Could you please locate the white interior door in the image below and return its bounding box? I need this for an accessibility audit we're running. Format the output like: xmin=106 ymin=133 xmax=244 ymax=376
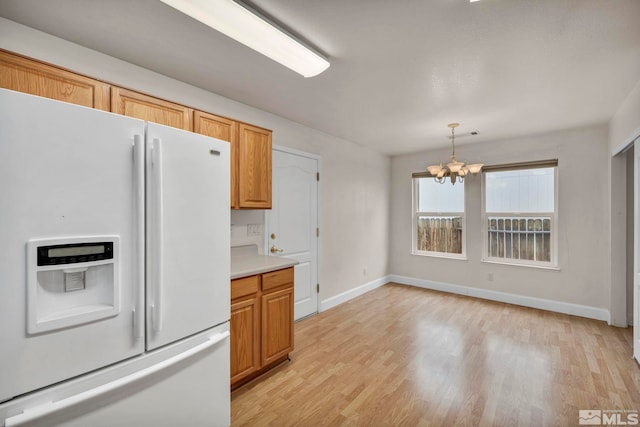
xmin=267 ymin=149 xmax=319 ymax=320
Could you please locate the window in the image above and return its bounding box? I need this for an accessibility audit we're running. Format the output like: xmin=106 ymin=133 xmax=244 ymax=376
xmin=482 ymin=162 xmax=558 ymax=267
xmin=412 ymin=177 xmax=465 ymax=258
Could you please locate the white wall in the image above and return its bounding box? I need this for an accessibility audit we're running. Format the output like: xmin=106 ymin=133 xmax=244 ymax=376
xmin=390 ymin=125 xmax=611 ymax=311
xmin=0 ymin=18 xmax=391 ymax=303
xmin=231 ymin=210 xmax=265 ymax=252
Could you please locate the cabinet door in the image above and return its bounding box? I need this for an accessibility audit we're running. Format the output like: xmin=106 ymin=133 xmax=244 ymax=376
xmin=230 ymin=296 xmax=260 ymax=384
xmin=238 ymin=123 xmax=272 ymax=209
xmin=261 ymin=286 xmax=293 ymax=366
xmin=194 ymin=111 xmax=239 ymax=208
xmin=0 ymin=50 xmax=110 ymax=110
xmin=111 ymin=87 xmax=192 ymax=131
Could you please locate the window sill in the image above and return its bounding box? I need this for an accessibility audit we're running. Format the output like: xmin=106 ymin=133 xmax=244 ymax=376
xmin=481 ymin=258 xmax=560 ymax=271
xmin=412 ymin=251 xmax=467 ymax=261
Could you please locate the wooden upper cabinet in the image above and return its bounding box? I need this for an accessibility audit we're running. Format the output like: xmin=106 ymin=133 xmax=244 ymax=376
xmin=1 ymin=49 xmax=273 ymax=210
xmin=111 ymin=87 xmax=192 ymax=131
xmin=0 ymin=50 xmax=110 ymax=110
xmin=194 ymin=111 xmax=239 ymax=208
xmin=196 ymin=114 xmax=273 ymax=210
xmin=194 ymin=111 xmax=236 ymax=142
xmin=238 ymin=123 xmax=272 ymax=209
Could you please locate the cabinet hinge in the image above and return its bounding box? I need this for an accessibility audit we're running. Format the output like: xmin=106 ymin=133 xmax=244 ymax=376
xmin=316 ymin=228 xmax=319 ymax=237
xmin=317 ymin=283 xmax=320 ymax=293
xmin=317 ymin=172 xmax=320 ymax=181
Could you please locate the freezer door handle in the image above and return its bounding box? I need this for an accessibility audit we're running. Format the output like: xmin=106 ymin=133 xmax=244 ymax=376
xmin=133 ymin=134 xmax=145 ymax=339
xmin=4 ymin=331 xmax=230 ymax=427
xmin=150 ymin=138 xmax=164 ymax=332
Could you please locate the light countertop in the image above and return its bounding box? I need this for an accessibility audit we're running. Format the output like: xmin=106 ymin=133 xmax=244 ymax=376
xmin=231 ymin=245 xmax=298 ymax=279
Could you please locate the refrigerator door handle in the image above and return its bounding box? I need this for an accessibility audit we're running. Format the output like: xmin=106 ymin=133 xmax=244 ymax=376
xmin=3 ymin=331 xmax=230 ymax=427
xmin=133 ymin=135 xmax=145 ymax=339
xmin=150 ymin=138 xmax=164 ymax=332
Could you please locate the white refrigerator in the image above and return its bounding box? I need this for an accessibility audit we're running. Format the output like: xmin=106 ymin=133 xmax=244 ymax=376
xmin=0 ymin=89 xmax=231 ymax=426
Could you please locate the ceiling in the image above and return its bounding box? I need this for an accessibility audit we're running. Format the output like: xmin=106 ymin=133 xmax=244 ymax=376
xmin=1 ymin=0 xmax=639 ymax=155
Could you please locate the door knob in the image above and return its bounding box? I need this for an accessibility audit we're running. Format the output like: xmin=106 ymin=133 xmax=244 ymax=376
xmin=270 ymin=245 xmax=284 ymax=254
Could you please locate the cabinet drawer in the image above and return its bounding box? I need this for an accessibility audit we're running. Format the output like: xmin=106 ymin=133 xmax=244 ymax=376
xmin=262 ymin=267 xmax=293 ymax=292
xmin=231 ymin=275 xmax=259 ymax=300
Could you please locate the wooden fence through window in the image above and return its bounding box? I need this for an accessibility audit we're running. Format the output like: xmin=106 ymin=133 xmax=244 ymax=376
xmin=417 ymin=216 xmax=463 ymax=254
xmin=487 ymin=216 xmax=551 ymax=262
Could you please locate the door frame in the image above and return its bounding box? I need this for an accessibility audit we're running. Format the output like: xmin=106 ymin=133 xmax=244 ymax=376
xmin=612 ymin=126 xmax=640 ymax=362
xmin=634 ymin=140 xmax=640 ymax=362
xmin=264 ymin=144 xmax=322 ymax=318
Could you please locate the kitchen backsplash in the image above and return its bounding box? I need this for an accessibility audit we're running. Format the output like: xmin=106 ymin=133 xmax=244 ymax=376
xmin=231 ymin=210 xmax=265 ymax=254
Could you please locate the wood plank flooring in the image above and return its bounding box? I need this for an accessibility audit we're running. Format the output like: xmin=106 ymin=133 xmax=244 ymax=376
xmin=231 ymin=283 xmax=640 ymax=426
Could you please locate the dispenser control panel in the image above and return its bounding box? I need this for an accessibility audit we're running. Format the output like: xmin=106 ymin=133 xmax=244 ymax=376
xmin=27 ymin=236 xmax=120 ymax=334
xmin=37 ymin=242 xmax=114 ymax=266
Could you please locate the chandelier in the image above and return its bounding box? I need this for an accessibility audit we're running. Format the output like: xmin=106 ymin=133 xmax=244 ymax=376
xmin=426 ymin=123 xmax=483 ymax=184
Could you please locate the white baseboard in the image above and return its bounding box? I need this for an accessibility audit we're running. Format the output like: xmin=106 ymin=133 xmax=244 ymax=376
xmin=320 ymin=275 xmax=390 ymax=312
xmin=389 ymin=274 xmax=611 ymax=323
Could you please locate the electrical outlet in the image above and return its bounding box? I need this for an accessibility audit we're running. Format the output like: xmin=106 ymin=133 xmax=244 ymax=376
xmin=487 ymin=272 xmax=494 ymax=282
xmin=247 ymin=224 xmax=261 ymax=236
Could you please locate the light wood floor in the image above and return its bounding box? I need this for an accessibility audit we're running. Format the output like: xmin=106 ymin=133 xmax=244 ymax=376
xmin=231 ymin=283 xmax=640 ymax=426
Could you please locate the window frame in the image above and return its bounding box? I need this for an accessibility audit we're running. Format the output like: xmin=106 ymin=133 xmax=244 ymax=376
xmin=412 ymin=177 xmax=467 ymax=260
xmin=481 ymin=165 xmax=559 ymax=269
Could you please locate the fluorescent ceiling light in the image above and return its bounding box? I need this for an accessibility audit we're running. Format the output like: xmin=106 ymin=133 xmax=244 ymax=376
xmin=160 ymin=0 xmax=330 ymax=78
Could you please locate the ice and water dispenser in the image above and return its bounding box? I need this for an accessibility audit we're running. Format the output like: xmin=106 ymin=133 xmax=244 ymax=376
xmin=27 ymin=236 xmax=120 ymax=334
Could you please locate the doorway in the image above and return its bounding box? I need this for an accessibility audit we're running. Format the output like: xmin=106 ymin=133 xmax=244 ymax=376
xmin=266 ymin=146 xmax=320 ymax=321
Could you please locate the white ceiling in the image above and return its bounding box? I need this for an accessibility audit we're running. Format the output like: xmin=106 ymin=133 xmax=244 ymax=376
xmin=1 ymin=0 xmax=639 ymax=155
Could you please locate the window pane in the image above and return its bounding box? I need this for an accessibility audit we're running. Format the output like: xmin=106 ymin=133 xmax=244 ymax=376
xmin=512 ymin=233 xmax=519 ymax=259
xmin=485 ymin=168 xmax=554 ymax=213
xmin=520 ymin=230 xmax=528 ymax=260
xmin=417 ymin=215 xmax=463 ymax=254
xmin=417 ymin=178 xmax=464 ymax=212
xmin=542 ymin=233 xmax=551 ymax=262
xmin=486 ymin=215 xmax=552 ymax=263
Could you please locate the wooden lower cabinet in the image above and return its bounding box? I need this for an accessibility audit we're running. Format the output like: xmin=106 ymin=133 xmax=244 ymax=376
xmin=230 ymin=267 xmax=294 ymax=389
xmin=261 ymin=287 xmax=294 ymax=366
xmin=230 ymin=296 xmax=260 ymax=384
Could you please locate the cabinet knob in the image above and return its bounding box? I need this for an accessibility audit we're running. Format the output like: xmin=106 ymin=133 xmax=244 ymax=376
xmin=270 ymin=233 xmax=276 ymax=239
xmin=270 ymin=245 xmax=284 ymax=254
